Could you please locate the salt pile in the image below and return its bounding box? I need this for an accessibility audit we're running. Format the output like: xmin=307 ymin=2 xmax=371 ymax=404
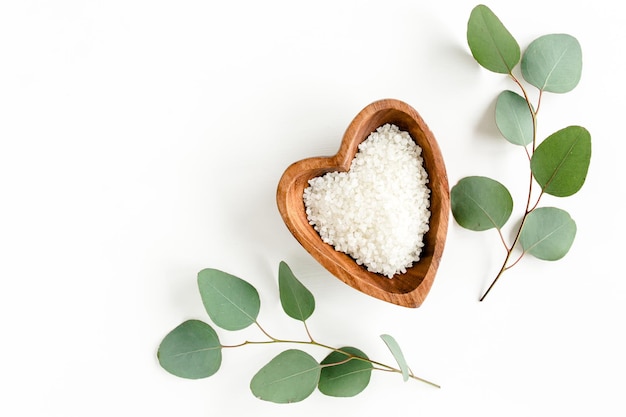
xmin=303 ymin=124 xmax=431 ymax=278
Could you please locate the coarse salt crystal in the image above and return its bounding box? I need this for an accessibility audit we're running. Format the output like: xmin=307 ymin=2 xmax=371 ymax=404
xmin=303 ymin=124 xmax=431 ymax=278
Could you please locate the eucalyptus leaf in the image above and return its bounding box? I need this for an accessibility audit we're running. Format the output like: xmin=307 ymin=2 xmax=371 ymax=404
xmin=467 ymin=4 xmax=520 ymax=74
xmin=495 ymin=90 xmax=534 ymax=146
xmin=520 ymin=207 xmax=576 ymax=260
xmin=531 ymin=126 xmax=591 ymax=197
xmin=521 ymin=34 xmax=582 ymax=93
xmin=250 ymin=349 xmax=320 ymax=403
xmin=318 ymin=347 xmax=373 ymax=397
xmin=279 ymin=261 xmax=315 ymax=322
xmin=451 ymin=176 xmax=513 ymax=231
xmin=380 ymin=334 xmax=409 ymax=382
xmin=157 ymin=320 xmax=222 ymax=379
xmin=197 ymin=268 xmax=260 ymax=331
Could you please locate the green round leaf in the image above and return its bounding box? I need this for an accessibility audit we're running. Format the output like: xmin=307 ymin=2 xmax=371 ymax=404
xmin=531 ymin=126 xmax=591 ymax=197
xmin=318 ymin=347 xmax=373 ymax=397
xmin=380 ymin=334 xmax=409 ymax=382
xmin=467 ymin=4 xmax=520 ymax=74
xmin=197 ymin=268 xmax=260 ymax=331
xmin=451 ymin=176 xmax=513 ymax=231
xmin=250 ymin=349 xmax=320 ymax=403
xmin=495 ymin=90 xmax=534 ymax=146
xmin=279 ymin=261 xmax=315 ymax=322
xmin=157 ymin=320 xmax=222 ymax=379
xmin=520 ymin=207 xmax=576 ymax=260
xmin=521 ymin=34 xmax=582 ymax=93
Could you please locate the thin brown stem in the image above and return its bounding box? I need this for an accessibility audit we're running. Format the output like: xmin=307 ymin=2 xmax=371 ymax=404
xmin=480 ymin=73 xmax=543 ymax=301
xmin=529 ymin=189 xmax=545 ymax=212
xmin=479 ymin=250 xmax=511 ymax=301
xmin=536 ymin=89 xmax=544 ymax=114
xmin=373 ymin=367 xmax=441 ymax=388
xmin=224 ymin=325 xmax=439 ymax=388
xmin=408 ymin=372 xmax=441 ymax=388
xmin=505 ymin=250 xmax=526 ymax=270
xmin=496 ymin=227 xmax=510 ymax=252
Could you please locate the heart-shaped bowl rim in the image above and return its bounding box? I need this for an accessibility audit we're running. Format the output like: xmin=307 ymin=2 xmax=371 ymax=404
xmin=276 ymin=98 xmax=449 ymax=308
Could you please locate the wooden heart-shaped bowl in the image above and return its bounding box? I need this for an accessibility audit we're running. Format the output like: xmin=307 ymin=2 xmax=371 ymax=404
xmin=276 ymin=98 xmax=449 ymax=308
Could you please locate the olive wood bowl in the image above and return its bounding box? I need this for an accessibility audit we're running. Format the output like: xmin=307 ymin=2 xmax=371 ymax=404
xmin=276 ymin=98 xmax=449 ymax=308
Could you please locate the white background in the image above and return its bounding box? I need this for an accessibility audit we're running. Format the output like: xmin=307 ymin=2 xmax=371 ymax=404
xmin=1 ymin=0 xmax=624 ymax=415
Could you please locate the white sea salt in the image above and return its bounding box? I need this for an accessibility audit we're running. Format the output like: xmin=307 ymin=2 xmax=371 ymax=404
xmin=303 ymin=123 xmax=431 ymax=278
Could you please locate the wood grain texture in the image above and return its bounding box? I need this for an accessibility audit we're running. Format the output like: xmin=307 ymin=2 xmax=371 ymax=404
xmin=276 ymin=99 xmax=450 ymax=308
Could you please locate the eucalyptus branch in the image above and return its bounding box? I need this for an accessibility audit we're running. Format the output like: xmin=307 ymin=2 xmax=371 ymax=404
xmin=157 ymin=261 xmax=439 ymax=403
xmin=455 ymin=4 xmax=590 ymax=301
